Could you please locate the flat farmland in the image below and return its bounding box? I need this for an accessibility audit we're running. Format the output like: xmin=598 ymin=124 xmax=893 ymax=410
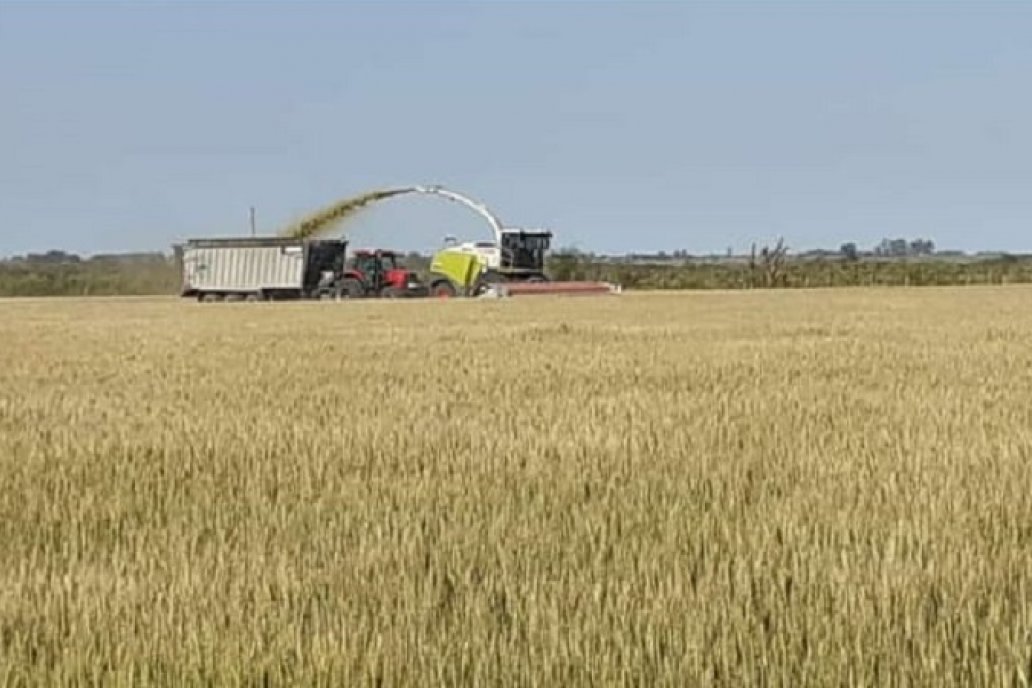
xmin=1 ymin=288 xmax=1031 ymax=685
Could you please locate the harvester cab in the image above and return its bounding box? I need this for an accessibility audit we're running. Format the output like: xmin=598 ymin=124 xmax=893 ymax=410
xmin=498 ymin=229 xmax=551 ymax=277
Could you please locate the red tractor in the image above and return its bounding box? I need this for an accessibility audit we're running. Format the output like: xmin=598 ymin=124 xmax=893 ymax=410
xmin=333 ymin=249 xmax=428 ymax=298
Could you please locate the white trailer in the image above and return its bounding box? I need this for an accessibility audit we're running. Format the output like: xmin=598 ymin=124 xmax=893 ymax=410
xmin=176 ymin=237 xmax=349 ymax=301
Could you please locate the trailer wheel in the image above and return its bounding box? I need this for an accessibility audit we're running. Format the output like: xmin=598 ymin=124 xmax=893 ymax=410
xmin=199 ymin=293 xmax=220 ymax=303
xmin=245 ymin=292 xmax=261 ymax=302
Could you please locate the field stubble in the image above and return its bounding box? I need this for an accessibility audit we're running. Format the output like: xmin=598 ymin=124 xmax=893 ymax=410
xmin=1 ymin=288 xmax=1031 ymax=685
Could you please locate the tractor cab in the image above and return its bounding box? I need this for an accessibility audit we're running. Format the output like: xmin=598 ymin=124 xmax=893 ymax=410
xmin=343 ymin=249 xmax=427 ymax=297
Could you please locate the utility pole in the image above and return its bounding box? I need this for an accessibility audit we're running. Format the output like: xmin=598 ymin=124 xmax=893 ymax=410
xmin=249 ymin=206 xmax=256 ymax=237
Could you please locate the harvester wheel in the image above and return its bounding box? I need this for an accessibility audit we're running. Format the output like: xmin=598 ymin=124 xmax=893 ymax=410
xmin=431 ymin=281 xmax=456 ymax=299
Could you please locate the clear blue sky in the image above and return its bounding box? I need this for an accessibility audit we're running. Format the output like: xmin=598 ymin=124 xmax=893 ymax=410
xmin=2 ymin=1 xmax=1030 ymax=257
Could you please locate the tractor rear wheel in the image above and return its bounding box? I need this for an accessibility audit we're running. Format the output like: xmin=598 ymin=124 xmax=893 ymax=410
xmin=336 ymin=278 xmax=365 ymax=299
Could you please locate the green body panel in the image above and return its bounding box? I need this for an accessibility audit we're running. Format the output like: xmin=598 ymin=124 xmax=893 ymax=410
xmin=429 ymin=250 xmax=485 ymax=290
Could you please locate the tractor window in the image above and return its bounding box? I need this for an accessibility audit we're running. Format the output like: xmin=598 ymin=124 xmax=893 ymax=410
xmin=354 ymin=255 xmax=378 ymax=274
xmin=379 ymin=254 xmax=398 ymax=270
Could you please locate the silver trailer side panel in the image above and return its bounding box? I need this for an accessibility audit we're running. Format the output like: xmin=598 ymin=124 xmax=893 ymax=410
xmin=181 ymin=244 xmax=306 ymax=293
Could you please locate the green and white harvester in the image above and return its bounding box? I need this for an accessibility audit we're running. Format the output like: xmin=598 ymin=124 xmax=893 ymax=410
xmin=415 ymin=186 xmax=619 ymax=298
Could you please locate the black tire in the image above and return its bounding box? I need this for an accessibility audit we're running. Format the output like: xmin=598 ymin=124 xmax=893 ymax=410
xmin=245 ymin=292 xmax=261 ymax=302
xmin=380 ymin=286 xmax=402 ymax=299
xmin=480 ymin=269 xmax=503 ymax=285
xmin=470 ymin=278 xmax=491 ymax=297
xmin=336 ymin=278 xmax=365 ymax=299
xmin=431 ymin=280 xmax=456 ymax=298
xmin=199 ymin=293 xmax=220 ymax=303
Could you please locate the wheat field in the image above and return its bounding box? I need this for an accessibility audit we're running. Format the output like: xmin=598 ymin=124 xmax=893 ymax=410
xmin=1 ymin=288 xmax=1030 ymax=685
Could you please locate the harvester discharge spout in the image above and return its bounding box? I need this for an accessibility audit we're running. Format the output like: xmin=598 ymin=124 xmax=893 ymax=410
xmin=411 ymin=185 xmax=506 ymax=244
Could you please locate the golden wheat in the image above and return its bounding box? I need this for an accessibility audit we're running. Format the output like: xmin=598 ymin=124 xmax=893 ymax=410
xmin=1 ymin=288 xmax=1031 ymax=685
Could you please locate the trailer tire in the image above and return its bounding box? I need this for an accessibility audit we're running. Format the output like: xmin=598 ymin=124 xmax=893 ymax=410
xmin=245 ymin=292 xmax=261 ymax=302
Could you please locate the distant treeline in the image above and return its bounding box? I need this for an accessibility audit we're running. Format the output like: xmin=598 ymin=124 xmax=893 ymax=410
xmin=0 ymin=252 xmax=179 ymax=297
xmin=3 ymin=248 xmax=1032 ymax=297
xmin=549 ymin=252 xmax=1032 ymax=289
